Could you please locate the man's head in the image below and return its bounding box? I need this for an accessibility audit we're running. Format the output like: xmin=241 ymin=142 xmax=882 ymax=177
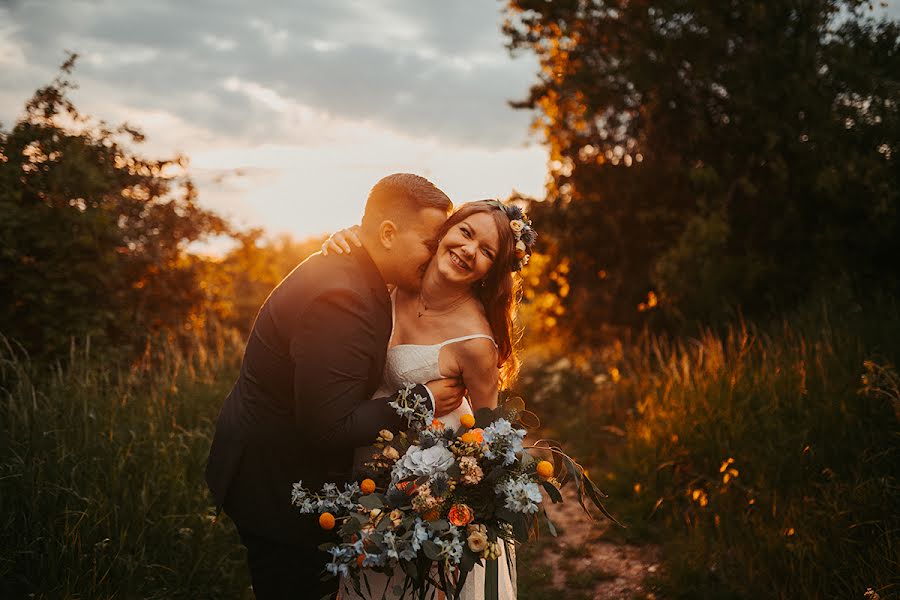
xmin=359 ymin=173 xmax=452 ymax=290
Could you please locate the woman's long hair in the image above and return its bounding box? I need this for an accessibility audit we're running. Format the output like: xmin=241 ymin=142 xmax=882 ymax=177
xmin=430 ymin=200 xmax=522 ymax=388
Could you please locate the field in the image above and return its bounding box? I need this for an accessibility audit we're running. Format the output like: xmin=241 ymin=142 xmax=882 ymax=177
xmin=1 ymin=298 xmax=898 ymax=599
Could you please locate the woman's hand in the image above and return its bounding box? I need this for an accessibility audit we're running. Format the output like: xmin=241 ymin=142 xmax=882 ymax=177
xmin=426 ymin=377 xmax=467 ymax=417
xmin=321 ymin=225 xmax=363 ymax=256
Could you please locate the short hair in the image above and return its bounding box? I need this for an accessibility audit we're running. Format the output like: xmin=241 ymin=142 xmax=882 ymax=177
xmin=361 ymin=173 xmax=452 ymax=231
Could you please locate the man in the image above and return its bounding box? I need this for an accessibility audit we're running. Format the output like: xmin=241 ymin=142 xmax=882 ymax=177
xmin=206 ymin=174 xmax=464 ymax=599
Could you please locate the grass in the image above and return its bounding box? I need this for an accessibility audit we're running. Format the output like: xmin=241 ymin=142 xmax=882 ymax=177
xmin=518 ymin=295 xmax=900 ymax=599
xmin=2 ymin=294 xmax=898 ymax=599
xmin=0 ymin=330 xmax=252 ymax=599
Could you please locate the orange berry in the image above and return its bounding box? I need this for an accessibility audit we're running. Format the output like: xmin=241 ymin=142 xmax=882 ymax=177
xmin=471 ymin=428 xmax=484 ymax=443
xmin=431 ymin=418 xmax=445 ymax=430
xmin=318 ymin=512 xmax=336 ymax=530
xmin=459 ymin=414 xmax=476 ymax=429
xmin=360 ymin=478 xmax=376 ymax=495
xmin=460 ymin=432 xmax=478 ymax=444
xmin=536 ymin=460 xmax=554 ymax=479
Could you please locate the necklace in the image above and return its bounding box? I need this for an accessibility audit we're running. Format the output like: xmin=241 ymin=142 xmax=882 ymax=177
xmin=417 ymin=290 xmax=470 ymax=318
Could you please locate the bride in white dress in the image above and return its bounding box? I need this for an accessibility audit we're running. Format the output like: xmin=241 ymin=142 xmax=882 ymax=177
xmin=324 ymin=200 xmax=533 ymax=599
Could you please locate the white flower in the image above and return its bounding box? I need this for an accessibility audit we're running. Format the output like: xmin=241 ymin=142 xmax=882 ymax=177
xmin=291 ymin=482 xmax=307 ymax=507
xmin=496 ymin=474 xmax=543 ymax=514
xmin=509 ymin=219 xmax=525 ymax=233
xmin=467 ymin=529 xmax=488 ymax=553
xmin=395 ymin=444 xmax=455 ymax=478
xmin=515 ymin=240 xmax=528 ymax=258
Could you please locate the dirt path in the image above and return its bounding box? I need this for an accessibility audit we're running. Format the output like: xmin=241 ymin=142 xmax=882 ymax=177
xmin=519 ymin=484 xmax=662 ymax=600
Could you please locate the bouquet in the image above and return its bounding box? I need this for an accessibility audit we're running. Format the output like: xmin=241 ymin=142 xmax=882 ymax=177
xmin=291 ymin=385 xmax=616 ymax=599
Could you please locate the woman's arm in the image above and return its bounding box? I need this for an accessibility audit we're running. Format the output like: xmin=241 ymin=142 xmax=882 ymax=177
xmin=455 ymin=338 xmax=500 ymax=412
xmin=321 ymin=225 xmax=362 ymax=256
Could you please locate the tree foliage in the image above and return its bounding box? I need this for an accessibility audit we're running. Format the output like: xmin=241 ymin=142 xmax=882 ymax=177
xmin=0 ymin=55 xmax=230 ymax=359
xmin=504 ymin=0 xmax=899 ymax=337
xmin=200 ymin=229 xmax=326 ymax=335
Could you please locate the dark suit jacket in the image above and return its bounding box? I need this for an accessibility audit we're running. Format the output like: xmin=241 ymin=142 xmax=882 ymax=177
xmin=205 ymin=247 xmax=428 ymax=544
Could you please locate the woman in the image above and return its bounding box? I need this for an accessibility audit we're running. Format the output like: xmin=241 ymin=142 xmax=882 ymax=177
xmin=323 ymin=199 xmax=536 ymax=599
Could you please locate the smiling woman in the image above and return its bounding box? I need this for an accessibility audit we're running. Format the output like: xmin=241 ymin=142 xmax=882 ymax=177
xmin=434 ymin=211 xmax=502 ymax=283
xmin=406 ymin=200 xmax=531 ymax=391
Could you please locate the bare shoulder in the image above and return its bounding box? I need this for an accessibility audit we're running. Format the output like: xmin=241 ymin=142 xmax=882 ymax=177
xmin=454 ymin=332 xmax=498 ymax=370
xmin=440 ymin=309 xmax=496 ymax=369
xmin=458 ymin=298 xmax=492 ymax=332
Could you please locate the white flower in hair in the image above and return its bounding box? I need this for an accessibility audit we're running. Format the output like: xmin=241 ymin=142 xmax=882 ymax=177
xmin=515 ymin=240 xmax=528 ymax=258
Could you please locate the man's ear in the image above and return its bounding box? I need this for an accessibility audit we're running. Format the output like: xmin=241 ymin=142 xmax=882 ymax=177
xmin=378 ymin=220 xmax=398 ymax=249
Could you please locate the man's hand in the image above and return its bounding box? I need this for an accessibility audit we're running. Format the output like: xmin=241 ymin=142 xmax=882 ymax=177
xmin=426 ymin=377 xmax=467 ymax=417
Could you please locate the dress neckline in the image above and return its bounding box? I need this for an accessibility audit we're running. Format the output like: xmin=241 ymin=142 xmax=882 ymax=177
xmin=388 ymin=289 xmax=497 ymax=352
xmin=388 ymin=333 xmax=497 ymax=352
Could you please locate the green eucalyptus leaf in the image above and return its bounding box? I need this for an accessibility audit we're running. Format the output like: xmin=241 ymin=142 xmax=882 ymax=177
xmin=541 ymin=480 xmax=563 ymax=503
xmin=541 ymin=508 xmax=558 ymax=537
xmin=459 ymin=547 xmax=480 ymax=573
xmin=358 ymin=494 xmax=384 ymax=510
xmin=340 ymin=516 xmax=362 ymax=537
xmin=400 ymin=558 xmax=418 ymax=581
xmin=422 ymin=539 xmax=442 ymax=561
xmin=375 ymin=515 xmax=392 ymax=532
xmin=430 ymin=519 xmax=450 ymax=533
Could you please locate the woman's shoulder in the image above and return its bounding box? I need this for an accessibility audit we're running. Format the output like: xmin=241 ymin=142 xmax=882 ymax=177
xmin=444 ymin=315 xmax=497 ymax=363
xmin=446 ymin=301 xmax=491 ymax=338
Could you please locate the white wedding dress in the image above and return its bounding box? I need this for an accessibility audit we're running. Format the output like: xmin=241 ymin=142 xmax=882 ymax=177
xmin=340 ymin=323 xmax=517 ymax=599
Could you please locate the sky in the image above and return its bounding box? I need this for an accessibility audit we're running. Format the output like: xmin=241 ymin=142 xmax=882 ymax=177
xmin=0 ymin=0 xmax=547 ymax=243
xmin=4 ymin=1 xmax=897 ymax=247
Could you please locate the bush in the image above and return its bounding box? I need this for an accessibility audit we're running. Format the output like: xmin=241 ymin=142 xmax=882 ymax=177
xmin=518 ymin=296 xmax=900 ymax=599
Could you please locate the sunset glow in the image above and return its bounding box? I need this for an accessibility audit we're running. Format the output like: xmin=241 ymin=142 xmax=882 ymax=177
xmin=0 ymin=2 xmax=547 ymax=246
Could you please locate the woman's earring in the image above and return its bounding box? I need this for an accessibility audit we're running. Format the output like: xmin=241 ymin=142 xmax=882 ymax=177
xmin=480 ymin=280 xmax=486 ymax=288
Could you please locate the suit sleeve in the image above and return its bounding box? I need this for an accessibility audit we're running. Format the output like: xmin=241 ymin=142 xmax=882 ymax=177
xmin=289 ymin=289 xmax=432 ymax=449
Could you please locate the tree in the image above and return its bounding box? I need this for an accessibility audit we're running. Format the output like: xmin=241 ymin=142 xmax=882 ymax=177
xmin=199 ymin=229 xmax=326 ymax=335
xmin=504 ymin=0 xmax=899 ymax=337
xmin=0 ymin=55 xmax=230 ymax=359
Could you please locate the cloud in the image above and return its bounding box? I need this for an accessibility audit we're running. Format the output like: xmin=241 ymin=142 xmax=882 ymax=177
xmin=0 ymin=1 xmax=549 ymax=242
xmin=0 ymin=0 xmax=539 ymax=150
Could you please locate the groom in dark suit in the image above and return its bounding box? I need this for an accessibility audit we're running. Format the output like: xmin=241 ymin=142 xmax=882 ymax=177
xmin=206 ymin=174 xmax=463 ymax=599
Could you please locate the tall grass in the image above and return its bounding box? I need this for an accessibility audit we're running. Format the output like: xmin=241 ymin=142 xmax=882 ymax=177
xmin=520 ymin=298 xmax=900 ymax=599
xmin=0 ymin=330 xmax=251 ymax=599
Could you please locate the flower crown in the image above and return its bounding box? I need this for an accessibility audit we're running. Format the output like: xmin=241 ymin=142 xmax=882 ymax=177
xmin=486 ymin=200 xmax=537 ymax=272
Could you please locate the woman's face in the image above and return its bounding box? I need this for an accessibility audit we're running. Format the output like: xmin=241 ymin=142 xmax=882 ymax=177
xmin=434 ymin=211 xmax=501 ymax=286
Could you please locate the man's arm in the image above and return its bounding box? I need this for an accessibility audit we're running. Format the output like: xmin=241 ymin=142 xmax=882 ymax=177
xmin=289 ymin=289 xmax=432 ymax=449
